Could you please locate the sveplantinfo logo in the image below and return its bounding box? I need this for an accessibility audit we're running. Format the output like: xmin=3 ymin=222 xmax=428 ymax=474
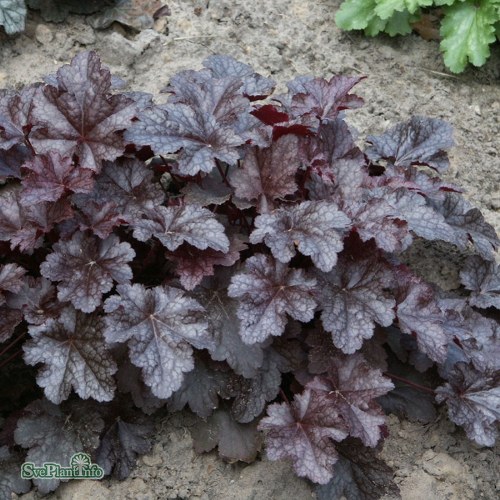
xmin=21 ymin=452 xmax=104 ymax=480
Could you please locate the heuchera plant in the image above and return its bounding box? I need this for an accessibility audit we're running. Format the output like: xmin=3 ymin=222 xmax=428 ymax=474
xmin=0 ymin=51 xmax=499 ymax=498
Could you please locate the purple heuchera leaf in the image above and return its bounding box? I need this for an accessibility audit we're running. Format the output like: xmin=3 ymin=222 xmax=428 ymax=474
xmin=126 ymin=78 xmax=246 ymax=176
xmin=31 ymin=51 xmax=136 ymax=171
xmin=228 ymin=254 xmax=318 ymax=344
xmin=229 ymin=135 xmax=300 ymax=212
xmin=104 ymin=284 xmax=212 ymax=399
xmin=0 ymin=85 xmax=38 ymax=150
xmin=460 ymin=255 xmax=500 ymax=309
xmin=317 ymin=254 xmax=395 ymax=354
xmin=430 ymin=192 xmax=499 ymax=260
xmin=78 ymin=157 xmax=165 ymax=220
xmin=21 ymin=150 xmax=94 ymax=204
xmin=250 ymin=200 xmax=350 ymax=272
xmin=203 ymin=54 xmax=275 ymax=98
xmin=299 ymin=119 xmax=364 ymax=169
xmin=116 ymin=360 xmax=166 ymax=415
xmin=40 ymin=231 xmax=135 ymax=313
xmin=436 ymin=362 xmax=500 ymax=447
xmin=0 ymin=186 xmax=73 ymax=252
xmin=191 ymin=406 xmax=262 ymax=463
xmin=0 ymin=263 xmax=25 ymax=305
xmin=287 ymin=75 xmax=365 ymax=123
xmin=258 ymin=388 xmax=348 ymax=484
xmin=316 ymin=438 xmax=400 ymax=500
xmin=24 ymin=308 xmax=117 ymax=404
xmin=6 ymin=276 xmax=60 ymax=325
xmin=168 ymin=356 xmax=229 ymax=418
xmin=132 ymin=204 xmax=229 ymax=253
xmin=0 ymin=446 xmax=31 ymax=499
xmin=169 ymin=237 xmax=245 ymax=291
xmin=96 ymin=419 xmax=153 ymax=480
xmin=396 ymin=272 xmax=449 ymax=363
xmin=195 ymin=279 xmax=265 ymax=378
xmin=307 ymin=353 xmax=394 ymax=447
xmin=14 ymin=399 xmax=104 ymax=494
xmin=0 ymin=306 xmax=23 ymax=343
xmin=73 ymin=200 xmax=126 ymax=239
xmin=0 ymin=144 xmax=31 ymax=179
xmin=366 ymin=116 xmax=454 ymax=172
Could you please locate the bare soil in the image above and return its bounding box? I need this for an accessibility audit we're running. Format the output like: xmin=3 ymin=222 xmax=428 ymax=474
xmin=1 ymin=1 xmax=499 ymax=499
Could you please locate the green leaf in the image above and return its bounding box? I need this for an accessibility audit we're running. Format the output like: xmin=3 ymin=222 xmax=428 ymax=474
xmin=383 ymin=9 xmax=419 ymax=35
xmin=375 ymin=0 xmax=432 ymax=20
xmin=440 ymin=0 xmax=498 ymax=73
xmin=336 ymin=0 xmax=379 ymax=31
xmin=0 ymin=0 xmax=26 ymax=34
xmin=336 ymin=0 xmax=417 ymax=36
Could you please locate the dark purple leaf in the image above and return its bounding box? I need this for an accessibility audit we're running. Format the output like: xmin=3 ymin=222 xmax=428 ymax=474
xmin=78 ymin=157 xmax=165 ymax=220
xmin=132 ymin=204 xmax=229 ymax=253
xmin=191 ymin=406 xmax=262 ymax=463
xmin=0 ymin=446 xmax=31 ymax=499
xmin=96 ymin=418 xmax=153 ymax=480
xmin=116 ymin=359 xmax=166 ymax=415
xmin=0 ymin=144 xmax=31 ymax=179
xmin=169 ymin=237 xmax=245 ymax=291
xmin=180 ymin=168 xmax=233 ymax=206
xmin=31 ymin=51 xmax=135 ymax=171
xmin=288 ymin=75 xmax=365 ymax=122
xmin=0 ymin=85 xmax=37 ymax=150
xmin=228 ymin=254 xmax=318 ymax=344
xmin=258 ymin=388 xmax=348 ymax=484
xmin=24 ymin=308 xmax=117 ymax=404
xmin=316 ymin=438 xmax=400 ymax=500
xmin=250 ymin=200 xmax=350 ymax=272
xmin=0 ymin=305 xmax=23 ymax=343
xmin=21 ymin=150 xmax=94 ymax=204
xmin=5 ymin=276 xmax=60 ymax=325
xmin=436 ymin=362 xmax=499 ymax=447
xmin=0 ymin=186 xmax=73 ymax=252
xmin=230 ymin=350 xmax=283 ymax=423
xmin=460 ymin=255 xmax=500 ymax=309
xmin=229 ymin=135 xmax=301 ymax=212
xmin=317 ymin=253 xmax=395 ymax=353
xmin=366 ymin=116 xmax=454 ymax=172
xmin=203 ymin=54 xmax=275 ymax=99
xmin=14 ymin=399 xmax=104 ymax=494
xmin=40 ymin=231 xmax=135 ymax=313
xmin=195 ymin=278 xmax=265 ymax=378
xmin=104 ymin=284 xmax=212 ymax=399
xmin=74 ymin=200 xmax=126 ymax=239
xmin=126 ymin=77 xmax=246 ymax=175
xmin=0 ymin=263 xmax=25 ymax=305
xmin=168 ymin=356 xmax=229 ymax=417
xmin=307 ymin=353 xmax=394 ymax=447
xmin=429 ymin=192 xmax=499 ymax=260
xmin=396 ymin=273 xmax=449 ymax=363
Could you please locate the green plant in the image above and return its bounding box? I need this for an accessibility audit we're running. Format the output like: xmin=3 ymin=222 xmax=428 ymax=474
xmin=336 ymin=0 xmax=500 ymax=73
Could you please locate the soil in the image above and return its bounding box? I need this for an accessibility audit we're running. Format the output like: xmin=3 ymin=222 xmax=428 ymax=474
xmin=1 ymin=1 xmax=499 ymax=499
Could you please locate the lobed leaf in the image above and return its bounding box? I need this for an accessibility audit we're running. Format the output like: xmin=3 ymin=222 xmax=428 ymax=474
xmin=228 ymin=254 xmax=318 ymax=344
xmin=104 ymin=284 xmax=212 ymax=399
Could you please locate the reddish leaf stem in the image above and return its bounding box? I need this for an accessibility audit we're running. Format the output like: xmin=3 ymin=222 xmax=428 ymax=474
xmin=0 ymin=349 xmax=23 ymax=370
xmin=384 ymin=372 xmax=435 ymax=395
xmin=0 ymin=331 xmax=26 ymax=358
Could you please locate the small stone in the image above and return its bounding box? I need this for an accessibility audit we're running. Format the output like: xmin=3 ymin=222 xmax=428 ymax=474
xmin=35 ymin=24 xmax=53 ymax=45
xmin=74 ymin=25 xmax=96 ymax=46
xmin=358 ymin=40 xmax=370 ymax=50
xmin=422 ymin=452 xmax=464 ymax=479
